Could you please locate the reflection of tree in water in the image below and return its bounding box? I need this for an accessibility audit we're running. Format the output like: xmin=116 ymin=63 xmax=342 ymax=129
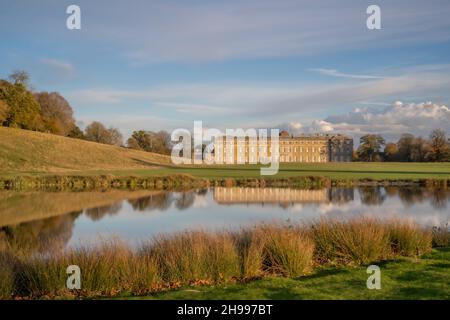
xmin=358 ymin=187 xmax=386 ymax=206
xmin=384 ymin=186 xmax=399 ymax=198
xmin=429 ymin=188 xmax=450 ymax=210
xmin=329 ymin=188 xmax=354 ymax=204
xmin=398 ymin=187 xmax=426 ymax=207
xmin=196 ymin=189 xmax=208 ymax=196
xmin=127 ymin=193 xmax=173 ymax=211
xmin=127 ymin=191 xmax=203 ymax=212
xmin=175 ymin=192 xmax=196 ymax=210
xmin=396 ymin=186 xmax=450 ymax=209
xmin=0 ymin=211 xmax=81 ymax=255
xmin=84 ymin=203 xmax=122 ymax=221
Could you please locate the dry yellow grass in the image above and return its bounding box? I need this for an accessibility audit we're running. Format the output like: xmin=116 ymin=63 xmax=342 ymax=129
xmin=0 ymin=217 xmax=437 ymax=299
xmin=0 ymin=127 xmax=171 ymax=174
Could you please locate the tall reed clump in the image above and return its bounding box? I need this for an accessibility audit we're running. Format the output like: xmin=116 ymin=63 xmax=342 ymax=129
xmin=388 ymin=219 xmax=432 ymax=256
xmin=232 ymin=228 xmax=265 ymax=279
xmin=0 ymin=252 xmax=15 ymax=299
xmin=147 ymin=231 xmax=240 ymax=284
xmin=0 ymin=217 xmax=440 ymax=299
xmin=259 ymin=225 xmax=314 ymax=277
xmin=431 ymin=223 xmax=450 ymax=247
xmin=310 ymin=218 xmax=391 ymax=265
xmin=13 ymin=239 xmax=160 ymax=298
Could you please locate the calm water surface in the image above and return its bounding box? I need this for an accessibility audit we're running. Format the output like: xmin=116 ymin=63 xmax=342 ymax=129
xmin=0 ymin=186 xmax=449 ymax=252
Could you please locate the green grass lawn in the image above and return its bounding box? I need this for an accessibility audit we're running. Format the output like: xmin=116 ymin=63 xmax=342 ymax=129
xmin=83 ymin=162 xmax=450 ymax=180
xmin=126 ymin=247 xmax=450 ymax=300
xmin=2 ymin=127 xmax=450 ymax=180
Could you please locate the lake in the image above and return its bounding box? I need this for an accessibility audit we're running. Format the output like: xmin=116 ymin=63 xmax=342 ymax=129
xmin=0 ymin=186 xmax=449 ymax=253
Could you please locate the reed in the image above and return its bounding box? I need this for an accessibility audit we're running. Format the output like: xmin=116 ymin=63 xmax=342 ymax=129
xmin=432 ymin=223 xmax=450 ymax=247
xmin=259 ymin=225 xmax=314 ymax=277
xmin=310 ymin=217 xmax=391 ymax=265
xmin=0 ymin=217 xmax=437 ymax=299
xmin=388 ymin=219 xmax=433 ymax=256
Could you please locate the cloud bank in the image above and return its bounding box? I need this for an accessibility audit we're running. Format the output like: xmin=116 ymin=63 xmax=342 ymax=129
xmin=280 ymin=102 xmax=450 ymax=142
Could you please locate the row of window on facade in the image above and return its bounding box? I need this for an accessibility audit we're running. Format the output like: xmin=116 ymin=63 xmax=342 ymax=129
xmin=216 ymin=146 xmax=325 ymax=153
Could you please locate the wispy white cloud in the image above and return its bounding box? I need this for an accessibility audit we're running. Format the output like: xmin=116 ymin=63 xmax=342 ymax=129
xmin=66 ymin=0 xmax=450 ymax=64
xmin=309 ymin=68 xmax=385 ymax=79
xmin=40 ymin=58 xmax=74 ymax=78
xmin=67 ymin=67 xmax=450 ymax=128
xmin=155 ymin=102 xmax=230 ymax=115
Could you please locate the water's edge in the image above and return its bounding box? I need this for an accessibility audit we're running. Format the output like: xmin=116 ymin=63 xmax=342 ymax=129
xmin=1 ymin=174 xmax=449 ymax=191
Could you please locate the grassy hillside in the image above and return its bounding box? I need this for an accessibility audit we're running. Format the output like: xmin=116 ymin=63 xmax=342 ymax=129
xmin=2 ymin=127 xmax=450 ymax=180
xmin=0 ymin=127 xmax=171 ymax=175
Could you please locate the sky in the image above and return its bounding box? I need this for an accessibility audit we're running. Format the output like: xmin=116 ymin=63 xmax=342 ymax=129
xmin=1 ymin=0 xmax=450 ymax=142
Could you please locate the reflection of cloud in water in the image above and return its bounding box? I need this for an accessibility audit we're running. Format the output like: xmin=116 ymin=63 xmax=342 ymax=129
xmin=2 ymin=187 xmax=450 ymax=250
xmin=192 ymin=194 xmax=209 ymax=208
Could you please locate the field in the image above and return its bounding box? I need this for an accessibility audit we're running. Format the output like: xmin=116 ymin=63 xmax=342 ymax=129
xmin=97 ymin=162 xmax=450 ymax=180
xmin=0 ymin=127 xmax=171 ymax=175
xmin=2 ymin=127 xmax=450 ymax=181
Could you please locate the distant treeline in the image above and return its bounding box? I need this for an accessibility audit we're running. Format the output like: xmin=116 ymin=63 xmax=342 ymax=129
xmin=356 ymin=131 xmax=450 ymax=162
xmin=0 ymin=71 xmax=172 ymax=155
xmin=2 ymin=71 xmax=450 ymax=161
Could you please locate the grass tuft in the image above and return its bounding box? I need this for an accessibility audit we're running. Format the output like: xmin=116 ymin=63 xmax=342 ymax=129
xmin=0 ymin=217 xmax=439 ymax=299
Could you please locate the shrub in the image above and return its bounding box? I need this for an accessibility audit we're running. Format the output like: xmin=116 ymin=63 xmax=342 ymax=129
xmin=310 ymin=218 xmax=391 ymax=265
xmin=0 ymin=252 xmax=15 ymax=299
xmin=432 ymin=223 xmax=450 ymax=247
xmin=147 ymin=231 xmax=240 ymax=284
xmin=0 ymin=217 xmax=440 ymax=299
xmin=260 ymin=225 xmax=314 ymax=277
xmin=388 ymin=220 xmax=432 ymax=256
xmin=232 ymin=228 xmax=265 ymax=279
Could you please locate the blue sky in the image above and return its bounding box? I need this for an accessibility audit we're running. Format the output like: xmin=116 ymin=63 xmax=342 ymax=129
xmin=1 ymin=0 xmax=450 ymax=141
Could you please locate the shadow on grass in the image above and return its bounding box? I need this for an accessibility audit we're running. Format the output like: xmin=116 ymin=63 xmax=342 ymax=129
xmin=131 ymin=158 xmax=176 ymax=168
xmin=297 ymin=268 xmax=350 ymax=280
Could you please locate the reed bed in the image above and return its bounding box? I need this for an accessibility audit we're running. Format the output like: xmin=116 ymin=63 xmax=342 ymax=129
xmin=0 ymin=217 xmax=437 ymax=299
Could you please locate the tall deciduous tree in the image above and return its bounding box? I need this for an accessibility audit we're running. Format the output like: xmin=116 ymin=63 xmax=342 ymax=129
xmin=0 ymin=99 xmax=8 ymax=124
xmin=397 ymin=133 xmax=415 ymax=162
xmin=384 ymin=143 xmax=399 ymax=161
xmin=34 ymin=92 xmax=76 ymax=136
xmin=85 ymin=121 xmax=123 ymax=146
xmin=357 ymin=134 xmax=385 ymax=162
xmin=8 ymin=70 xmax=29 ymax=86
xmin=428 ymin=129 xmax=450 ymax=162
xmin=67 ymin=125 xmax=85 ymax=140
xmin=0 ymin=79 xmax=42 ymax=130
xmin=127 ymin=130 xmax=171 ymax=154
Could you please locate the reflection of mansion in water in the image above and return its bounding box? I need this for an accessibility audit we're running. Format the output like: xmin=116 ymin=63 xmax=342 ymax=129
xmin=214 ymin=187 xmax=354 ymax=205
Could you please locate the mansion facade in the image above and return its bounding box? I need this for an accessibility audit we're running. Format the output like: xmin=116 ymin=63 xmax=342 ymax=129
xmin=212 ymin=131 xmax=353 ymax=163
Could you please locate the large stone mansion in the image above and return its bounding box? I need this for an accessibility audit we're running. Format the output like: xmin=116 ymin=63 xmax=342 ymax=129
xmin=213 ymin=131 xmax=353 ymax=163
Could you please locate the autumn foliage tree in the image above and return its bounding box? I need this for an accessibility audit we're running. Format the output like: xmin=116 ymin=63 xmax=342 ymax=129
xmin=428 ymin=129 xmax=450 ymax=162
xmin=357 ymin=134 xmax=385 ymax=162
xmin=84 ymin=121 xmax=123 ymax=146
xmin=34 ymin=92 xmax=76 ymax=136
xmin=127 ymin=130 xmax=171 ymax=154
xmin=383 ymin=143 xmax=399 ymax=161
xmin=0 ymin=78 xmax=42 ymax=130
